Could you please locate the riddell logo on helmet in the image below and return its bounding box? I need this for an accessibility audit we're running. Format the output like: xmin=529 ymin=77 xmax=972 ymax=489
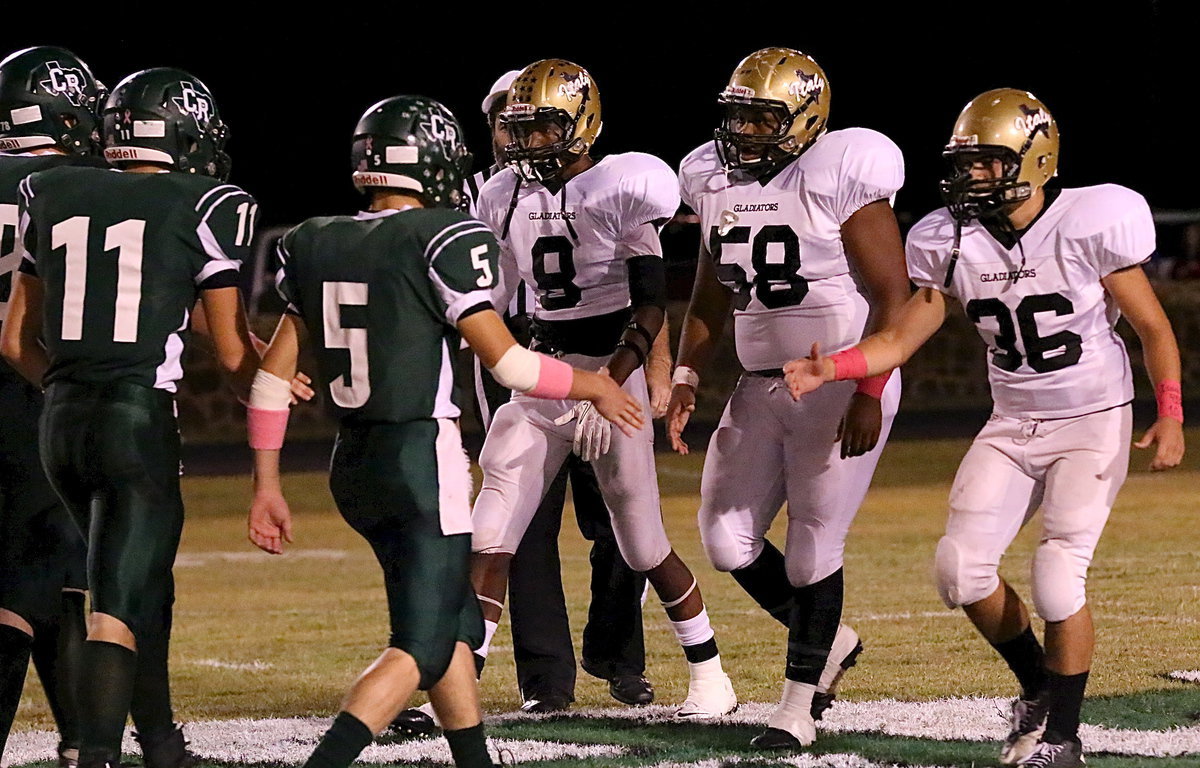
xmin=557 ymin=72 xmax=590 ymax=102
xmin=1014 ymin=105 xmax=1051 ymax=138
xmin=172 ymin=82 xmax=212 ymax=127
xmin=38 ymin=62 xmax=88 ymax=107
xmin=723 ymin=85 xmax=755 ymax=99
xmin=0 ymin=137 xmax=22 ymax=151
xmin=788 ymin=71 xmax=825 ymax=100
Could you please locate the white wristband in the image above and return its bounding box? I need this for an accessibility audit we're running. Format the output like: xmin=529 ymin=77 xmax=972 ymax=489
xmin=672 ymin=365 xmax=699 ymax=390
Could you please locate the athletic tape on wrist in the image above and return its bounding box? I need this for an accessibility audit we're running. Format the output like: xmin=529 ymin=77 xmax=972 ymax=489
xmin=830 ymin=348 xmax=868 ymax=381
xmin=1156 ymin=379 xmax=1184 ymax=423
xmin=247 ymin=407 xmax=289 ymax=451
xmin=855 ymin=370 xmax=892 ymax=399
xmin=672 ymin=365 xmax=700 ymax=390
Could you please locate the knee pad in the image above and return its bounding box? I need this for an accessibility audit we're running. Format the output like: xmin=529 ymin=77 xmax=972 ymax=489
xmin=391 ymin=631 xmax=457 ymax=691
xmin=1031 ymin=538 xmax=1088 ymax=622
xmin=784 ymin=525 xmax=843 ymax=588
xmin=934 ymin=534 xmax=999 ymax=609
xmin=698 ymin=507 xmax=762 ymax=573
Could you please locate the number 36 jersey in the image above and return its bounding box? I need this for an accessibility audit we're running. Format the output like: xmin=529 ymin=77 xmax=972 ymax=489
xmin=906 ymin=185 xmax=1154 ymax=419
xmin=18 ymin=166 xmax=256 ymax=392
xmin=679 ymin=128 xmax=905 ymax=371
xmin=475 ymin=152 xmax=679 ymax=322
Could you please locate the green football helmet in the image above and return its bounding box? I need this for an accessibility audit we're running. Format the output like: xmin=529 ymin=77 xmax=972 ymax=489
xmin=102 ymin=67 xmax=230 ymax=180
xmin=351 ymin=95 xmax=472 ymax=209
xmin=0 ymin=46 xmax=105 ymax=155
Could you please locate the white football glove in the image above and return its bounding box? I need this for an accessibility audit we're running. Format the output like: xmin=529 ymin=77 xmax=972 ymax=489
xmin=553 ymin=401 xmax=613 ymax=462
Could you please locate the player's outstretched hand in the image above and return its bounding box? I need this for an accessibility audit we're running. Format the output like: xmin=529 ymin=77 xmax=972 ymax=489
xmin=248 ymin=492 xmax=294 ymax=555
xmin=290 ymin=371 xmax=316 ymax=404
xmin=783 ymin=343 xmax=832 ymax=401
xmin=1134 ymin=417 xmax=1185 ymax=471
xmin=588 ymin=367 xmax=644 ymax=437
xmin=646 ymin=357 xmax=673 ymax=419
xmin=666 ymin=385 xmax=696 ymax=454
xmin=839 ymin=392 xmax=882 ymax=459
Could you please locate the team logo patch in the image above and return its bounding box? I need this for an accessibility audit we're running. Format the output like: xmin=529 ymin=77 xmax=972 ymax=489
xmin=717 ymin=209 xmax=739 ymax=236
xmin=172 ymin=81 xmax=213 ymax=127
xmin=1015 ymin=105 xmax=1052 ymax=138
xmin=557 ymin=71 xmax=590 ymax=102
xmin=37 ymin=62 xmax=89 ymax=107
xmin=788 ymin=70 xmax=825 ymax=100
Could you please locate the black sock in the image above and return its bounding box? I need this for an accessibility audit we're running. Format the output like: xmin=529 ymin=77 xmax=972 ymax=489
xmin=785 ymin=568 xmax=844 ymax=684
xmin=0 ymin=624 xmax=34 ymax=757
xmin=130 ymin=620 xmax=175 ymax=743
xmin=729 ymin=542 xmax=793 ymax=627
xmin=304 ymin=711 xmax=374 ymax=768
xmin=991 ymin=625 xmax=1047 ymax=701
xmin=682 ymin=637 xmax=719 ymax=664
xmin=1043 ymin=670 xmax=1089 ymax=744
xmin=444 ymin=723 xmax=492 ymax=768
xmin=53 ymin=592 xmax=87 ymax=750
xmin=78 ymin=640 xmax=138 ymax=765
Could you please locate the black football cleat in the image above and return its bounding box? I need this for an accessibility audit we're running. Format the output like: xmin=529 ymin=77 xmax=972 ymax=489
xmin=388 ymin=707 xmax=439 ymax=738
xmin=609 ymin=674 xmax=655 ymax=706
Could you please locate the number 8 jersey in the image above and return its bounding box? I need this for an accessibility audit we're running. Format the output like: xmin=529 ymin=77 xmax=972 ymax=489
xmin=906 ymin=185 xmax=1155 ymax=419
xmin=678 ymin=128 xmax=905 ymax=371
xmin=475 ymin=152 xmax=679 ymax=322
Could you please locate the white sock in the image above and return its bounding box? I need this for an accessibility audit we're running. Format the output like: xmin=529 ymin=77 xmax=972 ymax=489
xmin=669 ymin=608 xmax=715 ymax=648
xmin=768 ymin=679 xmax=817 ymax=730
xmin=688 ymin=654 xmax=726 ymax=682
xmin=477 ymin=619 xmax=499 ymax=658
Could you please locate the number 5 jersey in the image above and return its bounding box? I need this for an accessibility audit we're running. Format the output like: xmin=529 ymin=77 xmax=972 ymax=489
xmin=905 ymin=185 xmax=1154 ymax=419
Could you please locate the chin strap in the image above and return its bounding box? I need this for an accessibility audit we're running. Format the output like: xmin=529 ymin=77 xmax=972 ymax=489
xmin=500 ymin=173 xmax=522 ymax=240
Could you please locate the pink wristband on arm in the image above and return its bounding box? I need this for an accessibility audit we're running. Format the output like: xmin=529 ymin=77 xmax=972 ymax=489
xmin=855 ymin=370 xmax=892 ymax=399
xmin=1156 ymin=380 xmax=1184 ymax=423
xmin=529 ymin=354 xmax=574 ymax=399
xmin=830 ymin=348 xmax=868 ymax=381
xmin=247 ymin=407 xmax=290 ymax=451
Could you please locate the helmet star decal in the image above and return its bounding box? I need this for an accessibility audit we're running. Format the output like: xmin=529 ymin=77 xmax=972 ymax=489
xmin=172 ymin=81 xmax=213 ymax=127
xmin=38 ymin=61 xmax=89 ymax=107
xmin=1015 ymin=104 xmax=1052 ymax=139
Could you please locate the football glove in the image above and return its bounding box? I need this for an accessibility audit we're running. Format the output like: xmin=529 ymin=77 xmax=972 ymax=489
xmin=553 ymin=401 xmax=613 ymax=462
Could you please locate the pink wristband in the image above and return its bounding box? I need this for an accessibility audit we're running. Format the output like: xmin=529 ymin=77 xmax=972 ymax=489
xmin=830 ymin=348 xmax=868 ymax=381
xmin=855 ymin=370 xmax=892 ymax=399
xmin=247 ymin=407 xmax=290 ymax=450
xmin=529 ymin=354 xmax=574 ymax=399
xmin=1156 ymin=380 xmax=1183 ymax=423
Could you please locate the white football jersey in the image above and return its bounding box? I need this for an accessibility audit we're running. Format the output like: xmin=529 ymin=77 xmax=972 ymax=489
xmin=907 ymin=184 xmax=1154 ymax=419
xmin=679 ymin=128 xmax=904 ymax=371
xmin=475 ymin=152 xmax=679 ymax=322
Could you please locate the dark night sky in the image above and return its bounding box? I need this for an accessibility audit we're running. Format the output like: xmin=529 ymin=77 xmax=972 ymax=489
xmin=4 ymin=6 xmax=1195 ymax=230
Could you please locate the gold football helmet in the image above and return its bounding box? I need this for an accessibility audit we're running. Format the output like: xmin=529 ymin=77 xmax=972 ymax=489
xmin=940 ymin=88 xmax=1059 ymax=221
xmin=500 ymin=59 xmax=602 ymax=183
xmin=715 ymin=47 xmax=830 ymax=177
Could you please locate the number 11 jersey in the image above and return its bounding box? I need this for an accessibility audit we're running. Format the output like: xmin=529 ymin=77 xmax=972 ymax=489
xmin=905 ymin=185 xmax=1155 ymax=419
xmin=678 ymin=128 xmax=905 ymax=371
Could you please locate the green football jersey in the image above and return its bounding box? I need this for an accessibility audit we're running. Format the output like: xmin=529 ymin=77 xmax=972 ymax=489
xmin=277 ymin=207 xmax=499 ymax=424
xmin=19 ymin=166 xmax=258 ymax=391
xmin=0 ymin=153 xmax=107 ymax=384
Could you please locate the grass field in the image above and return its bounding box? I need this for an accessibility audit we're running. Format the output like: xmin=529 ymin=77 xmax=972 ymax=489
xmin=7 ymin=430 xmax=1200 ymax=767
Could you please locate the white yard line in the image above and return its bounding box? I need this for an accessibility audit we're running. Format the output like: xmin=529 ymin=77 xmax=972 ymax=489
xmin=1169 ymin=670 xmax=1200 ymax=683
xmin=174 ymin=549 xmax=347 ymax=567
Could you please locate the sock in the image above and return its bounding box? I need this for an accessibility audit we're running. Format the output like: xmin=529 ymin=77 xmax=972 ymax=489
xmin=1043 ymin=670 xmax=1089 ymax=744
xmin=767 ymin=679 xmax=817 ymax=734
xmin=785 ymin=569 xmax=844 ymax=684
xmin=444 ymin=723 xmax=492 ymax=768
xmin=56 ymin=592 xmax=87 ymax=751
xmin=0 ymin=624 xmax=34 ymax=758
xmin=78 ymin=640 xmax=138 ymax=765
xmin=991 ymin=625 xmax=1048 ymax=701
xmin=729 ymin=542 xmax=793 ymax=627
xmin=669 ymin=609 xmax=718 ymax=664
xmin=303 ymin=711 xmax=374 ymax=768
xmin=130 ymin=620 xmax=175 ymax=744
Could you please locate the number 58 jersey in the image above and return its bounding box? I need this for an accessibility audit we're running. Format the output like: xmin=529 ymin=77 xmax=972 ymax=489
xmin=906 ymin=185 xmax=1155 ymax=419
xmin=679 ymin=128 xmax=904 ymax=371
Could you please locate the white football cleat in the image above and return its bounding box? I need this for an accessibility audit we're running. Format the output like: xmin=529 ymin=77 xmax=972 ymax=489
xmin=811 ymin=624 xmax=864 ymax=720
xmin=675 ymin=671 xmax=737 ymax=720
